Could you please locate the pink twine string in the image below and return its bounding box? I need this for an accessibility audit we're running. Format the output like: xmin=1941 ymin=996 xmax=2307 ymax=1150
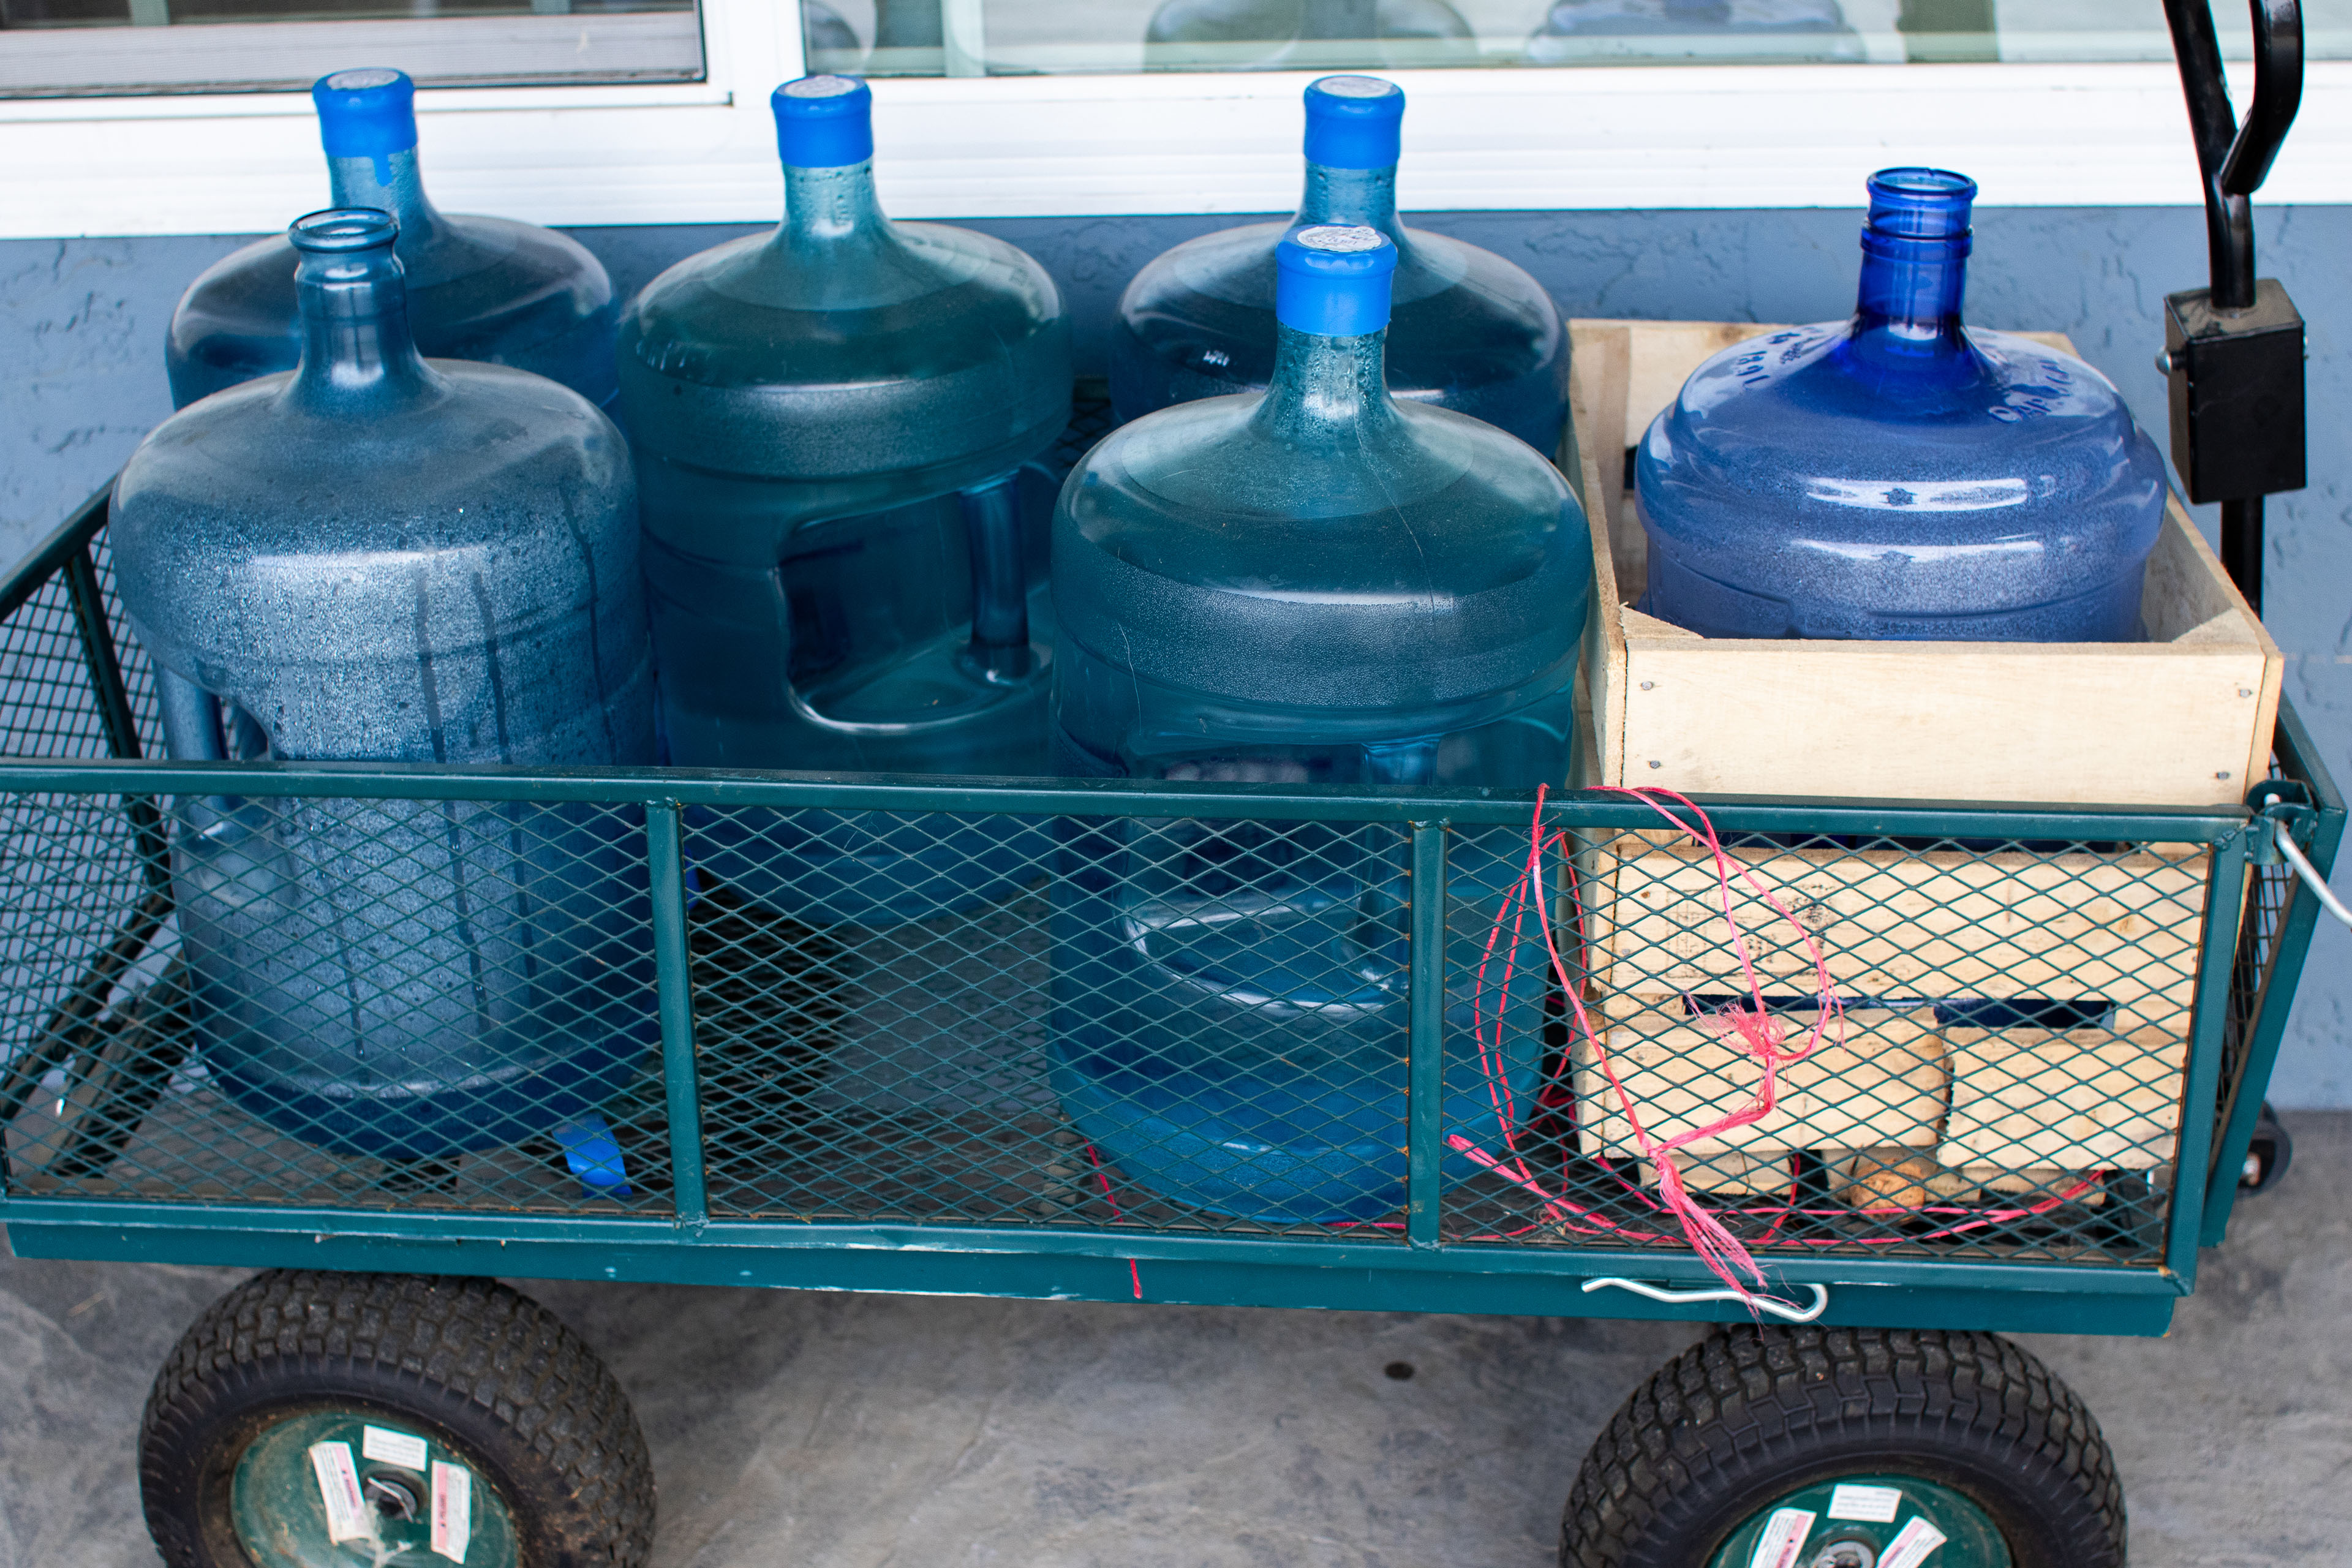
xmin=1457 ymin=785 xmax=2102 ymax=1305
xmin=1085 ymin=1143 xmax=1145 ymax=1300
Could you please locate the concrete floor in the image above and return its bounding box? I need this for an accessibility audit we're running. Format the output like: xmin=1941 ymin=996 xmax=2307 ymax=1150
xmin=6 ymin=1120 xmax=2351 ymax=1567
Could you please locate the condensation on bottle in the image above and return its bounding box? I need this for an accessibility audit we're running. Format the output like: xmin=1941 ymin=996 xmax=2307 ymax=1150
xmin=1111 ymin=74 xmax=1569 ymax=456
xmin=1052 ymin=224 xmax=1591 ymax=1224
xmin=115 ymin=208 xmax=656 ymax=1159
xmin=617 ymin=74 xmax=1072 ymax=924
xmin=165 ymin=68 xmax=618 ymax=411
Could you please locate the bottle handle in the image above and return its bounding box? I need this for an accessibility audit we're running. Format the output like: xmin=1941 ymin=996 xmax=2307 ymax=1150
xmin=779 ymin=464 xmax=1051 ymax=739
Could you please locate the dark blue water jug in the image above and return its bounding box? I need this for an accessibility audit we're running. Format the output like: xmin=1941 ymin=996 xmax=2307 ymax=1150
xmin=617 ymin=75 xmax=1072 ymax=924
xmin=1637 ymin=168 xmax=2168 ymax=641
xmin=113 ymin=209 xmax=657 ymax=1161
xmin=1525 ymin=0 xmax=1862 ymax=62
xmin=1110 ymin=75 xmax=1569 ymax=455
xmin=165 ymin=69 xmax=617 ymax=411
xmin=1052 ymin=226 xmax=1591 ymax=1224
xmin=1143 ymin=0 xmax=1476 ymax=69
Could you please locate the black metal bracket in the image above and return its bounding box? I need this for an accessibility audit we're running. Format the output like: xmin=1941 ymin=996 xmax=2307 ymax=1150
xmin=2160 ymin=1 xmax=2309 ymax=612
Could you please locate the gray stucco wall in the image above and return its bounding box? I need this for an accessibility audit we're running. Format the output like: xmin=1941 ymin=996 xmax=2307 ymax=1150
xmin=7 ymin=203 xmax=2350 ymax=1101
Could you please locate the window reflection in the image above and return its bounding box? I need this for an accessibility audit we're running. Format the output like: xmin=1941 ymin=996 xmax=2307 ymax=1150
xmin=802 ymin=0 xmax=2352 ymax=75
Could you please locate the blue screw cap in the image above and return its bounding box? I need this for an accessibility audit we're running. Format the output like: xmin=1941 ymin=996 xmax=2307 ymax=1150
xmin=773 ymin=74 xmax=875 ymax=168
xmin=1303 ymin=75 xmax=1404 ymax=171
xmin=312 ymin=68 xmax=418 ymax=160
xmin=1276 ymin=225 xmax=1397 ymax=337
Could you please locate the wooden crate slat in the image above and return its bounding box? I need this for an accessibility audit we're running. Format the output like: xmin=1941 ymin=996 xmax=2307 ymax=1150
xmin=1572 ymin=1006 xmax=1946 ymax=1158
xmin=1939 ymin=1025 xmax=2188 ymax=1170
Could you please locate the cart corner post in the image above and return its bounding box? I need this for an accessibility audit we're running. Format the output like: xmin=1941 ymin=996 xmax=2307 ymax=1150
xmin=647 ymin=799 xmax=709 ymax=1229
xmin=1405 ymin=818 xmax=1449 ymax=1250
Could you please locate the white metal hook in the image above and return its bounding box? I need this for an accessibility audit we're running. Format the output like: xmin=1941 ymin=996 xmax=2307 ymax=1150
xmin=1581 ymin=1277 xmax=1830 ymax=1324
xmin=2273 ymin=820 xmax=2352 ymax=930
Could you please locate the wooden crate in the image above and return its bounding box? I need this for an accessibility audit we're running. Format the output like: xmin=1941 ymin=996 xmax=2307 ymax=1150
xmin=1566 ymin=318 xmax=2283 ymax=807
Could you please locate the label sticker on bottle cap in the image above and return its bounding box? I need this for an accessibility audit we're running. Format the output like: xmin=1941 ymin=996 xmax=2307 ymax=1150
xmin=431 ymin=1461 xmax=472 ymax=1563
xmin=323 ymin=67 xmax=402 ymax=91
xmin=1315 ymin=74 xmax=1397 ymax=97
xmin=1877 ymin=1515 xmax=1950 ymax=1568
xmin=784 ymin=74 xmax=861 ymax=97
xmin=1826 ymin=1484 xmax=1904 ymax=1523
xmin=361 ymin=1425 xmax=429 ymax=1472
xmin=1746 ymin=1508 xmax=1817 ymax=1568
xmin=1294 ymin=225 xmax=1385 ymax=254
xmin=308 ymin=1441 xmax=373 ymax=1545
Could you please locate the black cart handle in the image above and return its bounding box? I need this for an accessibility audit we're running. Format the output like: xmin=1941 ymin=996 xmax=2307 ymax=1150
xmin=2163 ymin=0 xmax=2304 ymax=307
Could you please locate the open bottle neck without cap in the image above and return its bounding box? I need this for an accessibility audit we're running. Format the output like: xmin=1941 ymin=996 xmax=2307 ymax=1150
xmin=313 ymin=69 xmax=445 ymax=254
xmin=1254 ymin=224 xmax=1400 ymax=442
xmin=1847 ymin=166 xmax=1978 ymax=366
xmin=282 ymin=208 xmax=440 ymax=416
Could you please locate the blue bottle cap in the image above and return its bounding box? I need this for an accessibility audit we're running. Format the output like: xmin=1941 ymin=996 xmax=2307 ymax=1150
xmin=1275 ymin=225 xmax=1397 ymax=336
xmin=312 ymin=68 xmax=418 ymax=159
xmin=1303 ymin=75 xmax=1404 ymax=170
xmin=1864 ymin=167 xmax=1977 ymax=252
xmin=773 ymin=74 xmax=875 ymax=168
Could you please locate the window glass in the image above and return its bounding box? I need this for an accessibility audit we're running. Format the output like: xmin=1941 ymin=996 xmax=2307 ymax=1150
xmin=0 ymin=0 xmax=701 ymax=96
xmin=803 ymin=0 xmax=2345 ymax=77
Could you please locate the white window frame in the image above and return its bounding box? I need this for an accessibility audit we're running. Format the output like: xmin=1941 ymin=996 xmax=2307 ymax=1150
xmin=1 ymin=0 xmax=2346 ymax=241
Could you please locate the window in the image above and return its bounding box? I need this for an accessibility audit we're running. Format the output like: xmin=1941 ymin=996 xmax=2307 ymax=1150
xmin=1 ymin=0 xmax=2344 ymax=239
xmin=0 ymin=0 xmax=703 ymax=96
xmin=804 ymin=0 xmax=2352 ymax=78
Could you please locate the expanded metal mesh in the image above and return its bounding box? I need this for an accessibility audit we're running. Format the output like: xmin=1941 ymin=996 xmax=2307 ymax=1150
xmin=0 ymin=508 xmax=2296 ymax=1275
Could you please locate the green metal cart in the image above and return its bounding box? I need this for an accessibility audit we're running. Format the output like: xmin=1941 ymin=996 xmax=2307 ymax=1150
xmin=0 ymin=459 xmax=2340 ymax=1568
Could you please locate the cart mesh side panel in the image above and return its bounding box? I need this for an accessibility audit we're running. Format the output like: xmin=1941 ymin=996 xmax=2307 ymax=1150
xmin=0 ymin=482 xmax=2321 ymax=1284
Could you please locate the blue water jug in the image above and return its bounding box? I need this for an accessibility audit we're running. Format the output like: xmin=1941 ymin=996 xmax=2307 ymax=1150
xmin=165 ymin=69 xmax=617 ymax=411
xmin=1638 ymin=168 xmax=2168 ymax=641
xmin=1525 ymin=0 xmax=1863 ymax=62
xmin=1052 ymin=226 xmax=1591 ymax=1224
xmin=617 ymin=75 xmax=1072 ymax=924
xmin=113 ymin=209 xmax=657 ymax=1161
xmin=1110 ymin=75 xmax=1569 ymax=455
xmin=1143 ymin=0 xmax=1476 ymax=69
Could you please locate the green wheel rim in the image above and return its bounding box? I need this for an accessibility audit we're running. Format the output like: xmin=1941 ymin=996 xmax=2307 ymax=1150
xmin=229 ymin=1408 xmax=519 ymax=1567
xmin=1706 ymin=1472 xmax=2010 ymax=1568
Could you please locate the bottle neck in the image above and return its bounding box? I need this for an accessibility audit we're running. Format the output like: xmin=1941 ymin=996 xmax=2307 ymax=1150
xmin=1251 ymin=321 xmax=1398 ymax=443
xmin=284 ymin=252 xmax=440 ymax=416
xmin=1849 ymin=242 xmax=1971 ymax=363
xmin=778 ymin=160 xmax=902 ymax=258
xmin=1295 ymin=163 xmax=1412 ymax=257
xmin=326 ymin=150 xmax=446 ymax=252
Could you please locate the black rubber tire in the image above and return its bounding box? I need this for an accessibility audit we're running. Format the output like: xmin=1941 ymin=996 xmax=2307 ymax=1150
xmin=2243 ymin=1101 xmax=2294 ymax=1193
xmin=139 ymin=1270 xmax=655 ymax=1568
xmin=1561 ymin=1324 xmax=2125 ymax=1568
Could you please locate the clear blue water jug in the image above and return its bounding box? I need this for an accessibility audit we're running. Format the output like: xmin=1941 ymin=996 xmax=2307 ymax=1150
xmin=1110 ymin=75 xmax=1569 ymax=456
xmin=1052 ymin=226 xmax=1591 ymax=1224
xmin=165 ymin=69 xmax=617 ymax=412
xmin=617 ymin=75 xmax=1072 ymax=924
xmin=113 ymin=209 xmax=657 ymax=1161
xmin=1637 ymin=168 xmax=2169 ymax=641
xmin=1143 ymin=0 xmax=1476 ymax=69
xmin=1526 ymin=0 xmax=1862 ymax=62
